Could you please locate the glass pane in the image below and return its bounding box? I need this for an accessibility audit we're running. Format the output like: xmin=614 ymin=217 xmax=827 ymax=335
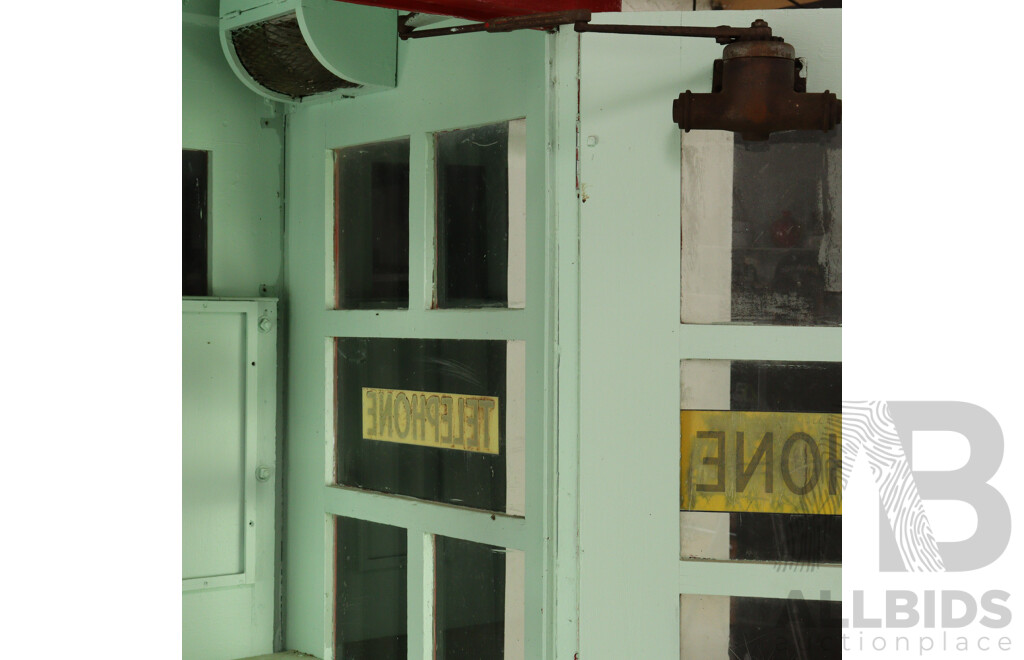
xmin=435 ymin=536 xmax=524 ymax=660
xmin=335 ymin=138 xmax=410 ymax=309
xmin=335 ymin=517 xmax=407 ymax=660
xmin=182 ymin=149 xmax=209 ymax=296
xmin=680 ymin=593 xmax=840 ymax=660
xmin=435 ymin=120 xmax=525 ymax=309
xmin=680 ymin=361 xmax=841 ymax=563
xmin=336 ymin=338 xmax=525 ymax=514
xmin=681 ymin=128 xmax=841 ymax=325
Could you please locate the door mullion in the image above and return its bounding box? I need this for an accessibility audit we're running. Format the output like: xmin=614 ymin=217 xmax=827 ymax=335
xmin=407 ymin=529 xmax=435 ymax=660
xmin=409 ymin=132 xmax=434 ymax=311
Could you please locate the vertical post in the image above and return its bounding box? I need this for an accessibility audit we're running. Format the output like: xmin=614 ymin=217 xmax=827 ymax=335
xmin=576 ymin=14 xmax=683 ymax=658
xmin=323 ymin=514 xmax=336 ymax=660
xmin=507 ymin=118 xmax=528 ymax=309
xmin=407 ymin=530 xmax=434 ymax=660
xmin=504 ymin=549 xmax=527 ymax=660
xmin=409 ymin=132 xmax=435 ymax=310
xmin=506 ymin=341 xmax=527 ymax=516
xmin=680 ymin=131 xmax=734 ymax=324
xmin=550 ymin=23 xmax=583 ymax=660
xmin=679 ymin=362 xmax=731 ymax=658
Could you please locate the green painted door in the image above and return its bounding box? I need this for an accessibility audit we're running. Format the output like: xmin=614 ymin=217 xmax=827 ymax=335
xmin=575 ymin=9 xmax=842 ymax=659
xmin=281 ymin=23 xmax=564 ymax=660
xmin=183 ymin=298 xmax=279 ymax=659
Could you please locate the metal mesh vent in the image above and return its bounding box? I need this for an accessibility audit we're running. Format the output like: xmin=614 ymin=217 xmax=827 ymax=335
xmin=231 ymin=12 xmax=360 ymax=99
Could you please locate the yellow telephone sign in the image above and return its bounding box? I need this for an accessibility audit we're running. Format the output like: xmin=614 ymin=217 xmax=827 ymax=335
xmin=362 ymin=387 xmax=500 ymax=455
xmin=680 ymin=410 xmax=841 ymax=515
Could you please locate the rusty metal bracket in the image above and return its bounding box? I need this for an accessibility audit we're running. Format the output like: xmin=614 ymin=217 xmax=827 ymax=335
xmin=397 ymin=11 xmax=840 ymax=140
xmin=673 ymin=37 xmax=840 ymax=140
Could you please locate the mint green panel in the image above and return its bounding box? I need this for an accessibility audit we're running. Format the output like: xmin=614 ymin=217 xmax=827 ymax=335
xmin=576 ymin=9 xmax=840 ymax=660
xmin=183 ymin=0 xmax=218 ymax=17
xmin=182 ymin=310 xmax=246 ymax=580
xmin=182 ymin=298 xmax=279 ymax=659
xmin=577 ymin=14 xmax=681 ymax=659
xmin=282 ymin=27 xmax=554 ymax=658
xmin=220 ymin=0 xmax=276 ymax=16
xmin=297 ymin=0 xmax=397 ymax=90
xmin=183 ymin=588 xmax=260 ymax=659
xmin=183 ymin=19 xmax=283 ymax=297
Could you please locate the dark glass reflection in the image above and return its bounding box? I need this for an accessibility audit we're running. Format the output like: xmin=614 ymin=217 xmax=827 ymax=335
xmin=731 ymin=128 xmax=841 ymax=325
xmin=336 ymin=338 xmax=507 ymax=512
xmin=728 ymin=361 xmax=841 ymax=564
xmin=335 ymin=517 xmax=407 ymax=660
xmin=183 ymin=149 xmax=209 ymax=296
xmin=335 ymin=138 xmax=410 ymax=309
xmin=731 ymin=596 xmax=841 ymax=660
xmin=436 ymin=123 xmax=509 ymax=308
xmin=729 ymin=361 xmax=841 ymax=414
xmin=436 ymin=536 xmax=507 ymax=660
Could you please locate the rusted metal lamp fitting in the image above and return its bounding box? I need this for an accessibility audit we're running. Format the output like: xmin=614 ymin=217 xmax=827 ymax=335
xmin=398 ymin=13 xmax=841 ymax=140
xmin=673 ymin=37 xmax=841 ymax=141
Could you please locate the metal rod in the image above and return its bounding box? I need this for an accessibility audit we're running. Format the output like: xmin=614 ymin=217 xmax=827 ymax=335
xmin=399 ymin=11 xmax=773 ymax=44
xmin=488 ymin=9 xmax=591 ymax=32
xmin=574 ymin=22 xmax=772 ymax=42
xmin=400 ymin=9 xmax=591 ymax=40
xmin=400 ymin=22 xmax=488 ymax=39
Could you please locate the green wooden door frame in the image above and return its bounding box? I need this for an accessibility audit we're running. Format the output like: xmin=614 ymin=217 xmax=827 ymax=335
xmin=282 ymin=22 xmax=569 ymax=660
xmin=574 ymin=9 xmax=841 ymax=659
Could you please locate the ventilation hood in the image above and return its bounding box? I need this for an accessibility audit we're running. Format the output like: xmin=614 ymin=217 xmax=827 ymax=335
xmin=220 ymin=0 xmax=397 ymax=103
